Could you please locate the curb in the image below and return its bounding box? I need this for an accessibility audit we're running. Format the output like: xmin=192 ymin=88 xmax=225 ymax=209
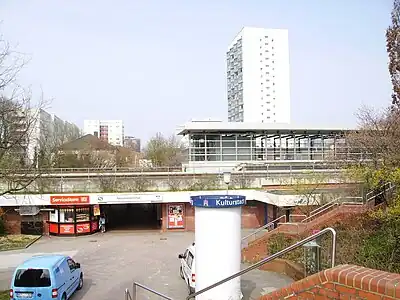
xmin=24 ymin=235 xmax=42 ymax=249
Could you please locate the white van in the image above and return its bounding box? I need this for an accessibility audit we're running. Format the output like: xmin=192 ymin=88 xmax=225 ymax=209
xmin=178 ymin=242 xmax=196 ymax=294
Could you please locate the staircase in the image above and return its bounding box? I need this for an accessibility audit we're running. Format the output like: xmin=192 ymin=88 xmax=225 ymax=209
xmin=241 ymin=182 xmax=396 ymax=263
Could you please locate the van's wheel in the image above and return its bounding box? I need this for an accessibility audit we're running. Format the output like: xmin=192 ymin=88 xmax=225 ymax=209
xmin=61 ymin=293 xmax=67 ymax=300
xmin=180 ymin=266 xmax=184 ymax=279
xmin=77 ymin=273 xmax=84 ymax=290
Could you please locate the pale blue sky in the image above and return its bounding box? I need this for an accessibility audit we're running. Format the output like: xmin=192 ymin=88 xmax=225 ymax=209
xmin=0 ymin=0 xmax=394 ymax=141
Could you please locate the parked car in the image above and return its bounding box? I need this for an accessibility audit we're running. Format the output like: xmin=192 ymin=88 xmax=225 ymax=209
xmin=178 ymin=242 xmax=196 ymax=294
xmin=10 ymin=254 xmax=83 ymax=300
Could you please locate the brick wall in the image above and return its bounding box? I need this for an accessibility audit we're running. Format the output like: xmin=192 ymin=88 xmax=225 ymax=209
xmin=241 ymin=202 xmax=269 ymax=229
xmin=242 ymin=204 xmax=366 ymax=263
xmin=161 ymin=202 xmax=268 ymax=232
xmin=261 ymin=264 xmax=400 ymax=299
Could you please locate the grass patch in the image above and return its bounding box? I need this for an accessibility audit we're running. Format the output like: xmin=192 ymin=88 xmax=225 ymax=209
xmin=0 ymin=235 xmax=40 ymax=251
xmin=0 ymin=290 xmax=9 ymax=300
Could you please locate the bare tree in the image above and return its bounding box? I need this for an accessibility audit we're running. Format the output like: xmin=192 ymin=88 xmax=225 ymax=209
xmin=387 ymin=0 xmax=400 ymax=108
xmin=0 ymin=34 xmax=50 ymax=195
xmin=144 ymin=132 xmax=184 ymax=167
xmin=280 ymin=172 xmax=331 ymax=216
xmin=346 ymin=106 xmax=400 ymax=170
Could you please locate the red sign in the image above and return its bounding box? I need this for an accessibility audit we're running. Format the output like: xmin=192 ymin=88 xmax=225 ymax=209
xmin=168 ymin=204 xmax=185 ymax=229
xmin=50 ymin=195 xmax=90 ymax=205
xmin=60 ymin=224 xmax=75 ymax=234
xmin=76 ymin=223 xmax=91 ymax=234
xmin=91 ymin=221 xmax=98 ymax=232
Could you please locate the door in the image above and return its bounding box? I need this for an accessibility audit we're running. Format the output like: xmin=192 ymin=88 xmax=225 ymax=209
xmin=66 ymin=258 xmax=79 ymax=296
xmin=12 ymin=268 xmax=51 ymax=299
xmin=181 ymin=249 xmax=189 ymax=281
xmin=184 ymin=251 xmax=194 ymax=285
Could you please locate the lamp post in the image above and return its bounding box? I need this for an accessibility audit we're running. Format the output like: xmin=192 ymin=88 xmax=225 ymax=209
xmin=223 ymin=172 xmax=231 ymax=194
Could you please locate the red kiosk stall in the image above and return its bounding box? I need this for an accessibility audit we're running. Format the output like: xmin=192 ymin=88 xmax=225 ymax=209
xmin=48 ymin=195 xmax=99 ymax=236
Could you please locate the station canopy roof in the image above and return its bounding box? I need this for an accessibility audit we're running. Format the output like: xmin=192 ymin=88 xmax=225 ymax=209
xmin=177 ymin=121 xmax=355 ymax=135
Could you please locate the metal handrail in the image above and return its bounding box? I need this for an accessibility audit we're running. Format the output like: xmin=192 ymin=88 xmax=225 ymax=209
xmin=301 ymin=203 xmax=339 ymax=223
xmin=365 ymin=182 xmax=396 ymax=205
xmin=241 ymin=215 xmax=286 ymax=244
xmin=3 ymin=160 xmax=351 ymax=173
xmin=186 ymin=227 xmax=337 ymax=300
xmin=365 ymin=182 xmax=393 ymax=200
xmin=126 ymin=281 xmax=174 ymax=300
xmin=309 ymin=196 xmax=363 ymax=217
xmin=124 ymin=289 xmax=133 ymax=300
xmin=309 ymin=199 xmax=338 ymax=217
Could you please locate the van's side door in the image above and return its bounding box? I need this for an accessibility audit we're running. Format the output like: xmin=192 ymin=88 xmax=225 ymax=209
xmin=184 ymin=251 xmax=194 ymax=283
xmin=181 ymin=249 xmax=189 ymax=281
xmin=66 ymin=258 xmax=79 ymax=296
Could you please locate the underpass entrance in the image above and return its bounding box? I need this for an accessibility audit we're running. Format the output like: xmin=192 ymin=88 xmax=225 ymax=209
xmin=100 ymin=203 xmax=162 ymax=230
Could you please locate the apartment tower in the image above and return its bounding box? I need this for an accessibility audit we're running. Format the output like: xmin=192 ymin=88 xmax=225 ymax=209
xmin=227 ymin=27 xmax=290 ymax=123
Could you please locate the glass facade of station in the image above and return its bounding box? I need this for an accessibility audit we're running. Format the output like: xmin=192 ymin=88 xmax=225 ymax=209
xmin=185 ymin=132 xmax=357 ymax=163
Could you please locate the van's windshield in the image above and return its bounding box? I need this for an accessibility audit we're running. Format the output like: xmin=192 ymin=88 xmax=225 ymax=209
xmin=14 ymin=269 xmax=51 ymax=287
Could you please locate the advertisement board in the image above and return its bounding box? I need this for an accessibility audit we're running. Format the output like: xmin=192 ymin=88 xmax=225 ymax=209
xmin=168 ymin=204 xmax=184 ymax=229
xmin=50 ymin=195 xmax=90 ymax=205
xmin=91 ymin=221 xmax=98 ymax=232
xmin=76 ymin=223 xmax=91 ymax=234
xmin=59 ymin=224 xmax=75 ymax=234
xmin=93 ymin=204 xmax=101 ymax=216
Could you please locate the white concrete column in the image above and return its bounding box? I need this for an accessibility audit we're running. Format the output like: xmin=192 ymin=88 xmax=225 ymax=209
xmin=190 ymin=195 xmax=246 ymax=300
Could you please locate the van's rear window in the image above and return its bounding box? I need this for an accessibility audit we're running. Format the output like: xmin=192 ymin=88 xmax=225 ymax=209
xmin=14 ymin=269 xmax=51 ymax=287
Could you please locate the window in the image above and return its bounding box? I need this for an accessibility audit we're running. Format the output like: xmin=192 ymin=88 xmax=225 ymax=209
xmin=14 ymin=269 xmax=51 ymax=287
xmin=76 ymin=207 xmax=90 ymax=222
xmin=60 ymin=208 xmax=74 ymax=223
xmin=67 ymin=259 xmax=76 ymax=272
xmin=50 ymin=210 xmax=58 ymax=222
xmin=186 ymin=252 xmax=194 ymax=269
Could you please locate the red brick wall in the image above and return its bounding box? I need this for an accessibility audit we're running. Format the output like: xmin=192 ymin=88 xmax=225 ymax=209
xmin=241 ymin=202 xmax=267 ymax=229
xmin=41 ymin=211 xmax=49 ymax=235
xmin=242 ymin=204 xmax=366 ymax=263
xmin=161 ymin=203 xmax=195 ymax=232
xmin=161 ymin=202 xmax=269 ymax=231
xmin=262 ymin=264 xmax=400 ymax=300
xmin=184 ymin=203 xmax=195 ymax=231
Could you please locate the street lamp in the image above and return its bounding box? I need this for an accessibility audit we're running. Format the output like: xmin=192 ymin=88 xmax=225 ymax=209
xmin=223 ymin=172 xmax=231 ymax=194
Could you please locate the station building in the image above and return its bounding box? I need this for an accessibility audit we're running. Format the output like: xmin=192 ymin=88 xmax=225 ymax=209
xmin=0 ymin=122 xmax=358 ymax=236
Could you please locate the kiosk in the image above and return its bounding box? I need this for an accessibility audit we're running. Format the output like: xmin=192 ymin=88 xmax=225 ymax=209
xmin=190 ymin=194 xmax=246 ymax=300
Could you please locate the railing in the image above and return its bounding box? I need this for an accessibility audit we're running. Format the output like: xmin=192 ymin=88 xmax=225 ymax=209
xmin=186 ymin=227 xmax=337 ymax=300
xmin=125 ymin=281 xmax=174 ymax=300
xmin=3 ymin=160 xmax=349 ymax=174
xmin=241 ymin=215 xmax=286 ymax=248
xmin=365 ymin=182 xmax=396 ymax=205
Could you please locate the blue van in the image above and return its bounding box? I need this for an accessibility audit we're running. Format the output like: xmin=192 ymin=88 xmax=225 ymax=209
xmin=10 ymin=254 xmax=84 ymax=300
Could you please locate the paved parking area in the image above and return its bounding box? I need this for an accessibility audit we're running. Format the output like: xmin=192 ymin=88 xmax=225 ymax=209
xmin=0 ymin=231 xmax=292 ymax=299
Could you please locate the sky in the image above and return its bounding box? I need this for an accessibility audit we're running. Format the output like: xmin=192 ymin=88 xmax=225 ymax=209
xmin=0 ymin=0 xmax=394 ymax=142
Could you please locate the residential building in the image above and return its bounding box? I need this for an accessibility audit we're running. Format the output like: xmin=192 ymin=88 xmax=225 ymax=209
xmin=55 ymin=134 xmax=141 ymax=168
xmin=123 ymin=136 xmax=141 ymax=152
xmin=227 ymin=27 xmax=290 ymax=123
xmin=27 ymin=109 xmax=81 ymax=163
xmin=83 ymin=120 xmax=124 ymax=146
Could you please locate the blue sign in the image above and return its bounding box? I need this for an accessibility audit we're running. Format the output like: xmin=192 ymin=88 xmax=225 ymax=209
xmin=190 ymin=195 xmax=246 ymax=208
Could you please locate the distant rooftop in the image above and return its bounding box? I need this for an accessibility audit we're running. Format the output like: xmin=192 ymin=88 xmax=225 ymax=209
xmin=177 ymin=121 xmax=355 ymax=135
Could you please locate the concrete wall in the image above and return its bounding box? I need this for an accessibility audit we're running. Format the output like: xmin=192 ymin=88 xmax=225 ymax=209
xmin=10 ymin=171 xmax=344 ymax=194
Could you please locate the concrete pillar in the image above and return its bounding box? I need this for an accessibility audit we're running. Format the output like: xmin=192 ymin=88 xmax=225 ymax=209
xmin=190 ymin=194 xmax=246 ymax=300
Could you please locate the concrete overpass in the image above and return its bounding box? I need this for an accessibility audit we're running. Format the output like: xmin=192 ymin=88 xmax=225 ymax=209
xmin=2 ymin=162 xmax=356 ymax=193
